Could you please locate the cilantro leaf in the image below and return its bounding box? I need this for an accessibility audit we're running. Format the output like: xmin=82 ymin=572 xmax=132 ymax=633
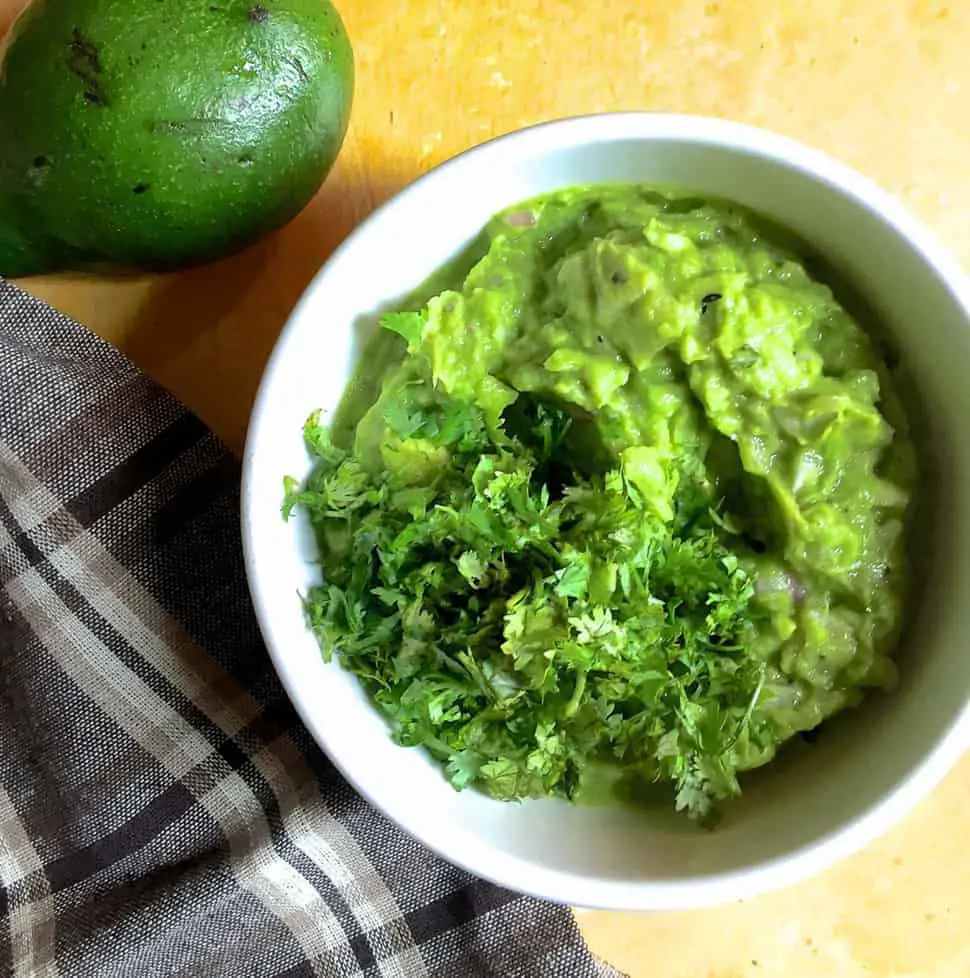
xmin=380 ymin=311 xmax=425 ymax=347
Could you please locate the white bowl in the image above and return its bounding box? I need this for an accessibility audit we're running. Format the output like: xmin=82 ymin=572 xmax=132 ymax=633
xmin=242 ymin=113 xmax=970 ymax=910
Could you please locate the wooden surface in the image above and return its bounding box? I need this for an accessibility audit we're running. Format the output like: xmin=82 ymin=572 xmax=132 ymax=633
xmin=5 ymin=0 xmax=970 ymax=974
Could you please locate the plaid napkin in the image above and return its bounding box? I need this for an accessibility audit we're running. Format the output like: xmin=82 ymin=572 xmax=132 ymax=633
xmin=0 ymin=280 xmax=624 ymax=978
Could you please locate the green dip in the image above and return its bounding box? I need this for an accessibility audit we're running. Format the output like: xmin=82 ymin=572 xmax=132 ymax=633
xmin=289 ymin=184 xmax=916 ymax=822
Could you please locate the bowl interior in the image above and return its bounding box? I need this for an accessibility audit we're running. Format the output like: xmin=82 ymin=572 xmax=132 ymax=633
xmin=243 ymin=116 xmax=970 ymax=909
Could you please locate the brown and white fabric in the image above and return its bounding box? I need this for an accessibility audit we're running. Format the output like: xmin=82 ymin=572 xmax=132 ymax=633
xmin=0 ymin=280 xmax=624 ymax=978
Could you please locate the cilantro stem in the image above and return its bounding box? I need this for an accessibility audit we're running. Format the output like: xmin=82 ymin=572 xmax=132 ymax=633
xmin=565 ymin=669 xmax=587 ymax=717
xmin=723 ymin=663 xmax=767 ymax=753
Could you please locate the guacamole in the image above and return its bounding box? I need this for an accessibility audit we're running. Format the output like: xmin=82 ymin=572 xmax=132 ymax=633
xmin=289 ymin=184 xmax=915 ymax=822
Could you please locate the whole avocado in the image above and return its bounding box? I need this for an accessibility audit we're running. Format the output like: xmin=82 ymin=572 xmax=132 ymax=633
xmin=0 ymin=0 xmax=353 ymax=276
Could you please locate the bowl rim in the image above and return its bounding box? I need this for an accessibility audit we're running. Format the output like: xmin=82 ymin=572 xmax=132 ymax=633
xmin=241 ymin=111 xmax=970 ymax=910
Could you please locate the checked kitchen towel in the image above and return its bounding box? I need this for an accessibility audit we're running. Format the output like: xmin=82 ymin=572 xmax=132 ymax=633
xmin=0 ymin=280 xmax=624 ymax=978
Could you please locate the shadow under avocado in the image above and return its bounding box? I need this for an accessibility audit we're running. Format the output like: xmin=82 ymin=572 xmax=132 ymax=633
xmin=97 ymin=170 xmax=405 ymax=453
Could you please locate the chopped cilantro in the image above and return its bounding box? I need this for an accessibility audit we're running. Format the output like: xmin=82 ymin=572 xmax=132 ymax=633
xmin=286 ymin=379 xmax=769 ymax=825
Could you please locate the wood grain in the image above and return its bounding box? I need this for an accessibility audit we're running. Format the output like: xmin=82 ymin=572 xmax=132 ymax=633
xmin=4 ymin=1 xmax=969 ymax=974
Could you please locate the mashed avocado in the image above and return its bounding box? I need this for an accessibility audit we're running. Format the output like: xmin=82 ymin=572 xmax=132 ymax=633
xmin=289 ymin=185 xmax=916 ymax=822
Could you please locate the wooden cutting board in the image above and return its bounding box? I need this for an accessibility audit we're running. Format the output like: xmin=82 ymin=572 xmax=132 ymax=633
xmin=5 ymin=1 xmax=969 ymax=974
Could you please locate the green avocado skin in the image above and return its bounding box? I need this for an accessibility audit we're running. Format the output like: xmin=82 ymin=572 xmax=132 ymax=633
xmin=0 ymin=0 xmax=353 ymax=275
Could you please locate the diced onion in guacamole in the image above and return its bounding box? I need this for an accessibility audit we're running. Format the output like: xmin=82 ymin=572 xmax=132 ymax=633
xmin=286 ymin=185 xmax=916 ymax=823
